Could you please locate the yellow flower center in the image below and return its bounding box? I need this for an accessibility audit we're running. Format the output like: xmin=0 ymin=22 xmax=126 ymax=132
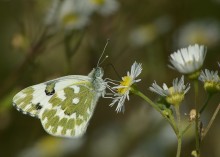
xmin=92 ymin=0 xmax=105 ymax=5
xmin=117 ymin=76 xmax=132 ymax=94
xmin=166 ymin=87 xmax=184 ymax=106
xmin=62 ymin=13 xmax=78 ymax=26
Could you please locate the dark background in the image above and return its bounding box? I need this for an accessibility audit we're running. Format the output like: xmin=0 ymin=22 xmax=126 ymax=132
xmin=0 ymin=0 xmax=219 ymax=157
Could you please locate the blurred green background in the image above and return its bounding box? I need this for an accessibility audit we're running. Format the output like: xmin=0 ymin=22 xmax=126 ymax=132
xmin=0 ymin=0 xmax=219 ymax=157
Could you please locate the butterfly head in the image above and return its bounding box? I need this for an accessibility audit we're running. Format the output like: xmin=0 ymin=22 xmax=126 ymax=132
xmin=94 ymin=67 xmax=104 ymax=78
xmin=88 ymin=67 xmax=106 ymax=95
xmin=88 ymin=67 xmax=104 ymax=79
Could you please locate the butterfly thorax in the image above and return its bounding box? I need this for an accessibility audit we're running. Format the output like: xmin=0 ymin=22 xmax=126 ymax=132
xmin=89 ymin=67 xmax=106 ymax=95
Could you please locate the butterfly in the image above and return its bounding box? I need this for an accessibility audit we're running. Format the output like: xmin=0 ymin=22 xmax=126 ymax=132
xmin=13 ymin=42 xmax=109 ymax=138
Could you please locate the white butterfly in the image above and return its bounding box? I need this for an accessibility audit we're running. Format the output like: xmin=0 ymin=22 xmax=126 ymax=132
xmin=13 ymin=43 xmax=109 ymax=138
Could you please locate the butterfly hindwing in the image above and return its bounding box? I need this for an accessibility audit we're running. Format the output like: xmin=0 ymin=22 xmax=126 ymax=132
xmin=39 ymin=83 xmax=99 ymax=138
xmin=13 ymin=83 xmax=48 ymax=117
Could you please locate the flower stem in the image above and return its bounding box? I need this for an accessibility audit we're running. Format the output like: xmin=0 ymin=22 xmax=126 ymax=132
xmin=175 ymin=105 xmax=182 ymax=157
xmin=199 ymin=94 xmax=212 ymax=114
xmin=131 ymin=88 xmax=178 ymax=135
xmin=176 ymin=135 xmax=182 ymax=157
xmin=202 ymin=103 xmax=220 ymax=140
xmin=194 ymin=80 xmax=200 ymax=157
xmin=175 ymin=106 xmax=181 ymax=128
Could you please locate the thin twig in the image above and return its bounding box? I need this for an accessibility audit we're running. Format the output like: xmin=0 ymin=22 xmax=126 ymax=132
xmin=182 ymin=121 xmax=194 ymax=136
xmin=199 ymin=94 xmax=212 ymax=114
xmin=0 ymin=27 xmax=49 ymax=99
xmin=202 ymin=103 xmax=220 ymax=140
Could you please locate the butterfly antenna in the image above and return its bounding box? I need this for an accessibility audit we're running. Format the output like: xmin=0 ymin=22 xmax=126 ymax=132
xmin=105 ymin=63 xmax=121 ymax=79
xmin=97 ymin=39 xmax=110 ymax=67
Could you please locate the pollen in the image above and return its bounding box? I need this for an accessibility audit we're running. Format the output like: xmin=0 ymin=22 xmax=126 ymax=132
xmin=117 ymin=76 xmax=132 ymax=94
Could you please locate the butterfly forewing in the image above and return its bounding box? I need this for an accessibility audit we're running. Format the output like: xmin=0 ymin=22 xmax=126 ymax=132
xmin=39 ymin=83 xmax=99 ymax=138
xmin=12 ymin=75 xmax=92 ymax=118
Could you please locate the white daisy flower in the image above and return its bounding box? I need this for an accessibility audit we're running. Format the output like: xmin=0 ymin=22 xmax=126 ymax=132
xmin=109 ymin=62 xmax=142 ymax=113
xmin=70 ymin=0 xmax=97 ymax=16
xmin=45 ymin=0 xmax=91 ymax=31
xmin=169 ymin=44 xmax=207 ymax=75
xmin=176 ymin=20 xmax=220 ymax=48
xmin=80 ymin=0 xmax=119 ymax=16
xmin=129 ymin=24 xmax=158 ymax=47
xmin=149 ymin=76 xmax=190 ymax=106
xmin=44 ymin=0 xmax=61 ymax=26
xmin=199 ymin=69 xmax=220 ymax=93
xmin=129 ymin=16 xmax=173 ymax=47
xmin=58 ymin=0 xmax=90 ymax=30
xmin=88 ymin=0 xmax=119 ymax=16
xmin=199 ymin=69 xmax=219 ymax=83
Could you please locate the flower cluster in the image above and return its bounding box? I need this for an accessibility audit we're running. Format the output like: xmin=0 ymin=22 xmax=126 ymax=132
xmin=108 ymin=44 xmax=219 ymax=113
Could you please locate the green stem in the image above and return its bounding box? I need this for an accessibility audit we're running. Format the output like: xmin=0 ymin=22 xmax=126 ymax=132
xmin=175 ymin=105 xmax=182 ymax=157
xmin=175 ymin=106 xmax=181 ymax=128
xmin=194 ymin=80 xmax=200 ymax=157
xmin=131 ymin=88 xmax=178 ymax=136
xmin=176 ymin=135 xmax=182 ymax=157
xmin=199 ymin=94 xmax=212 ymax=114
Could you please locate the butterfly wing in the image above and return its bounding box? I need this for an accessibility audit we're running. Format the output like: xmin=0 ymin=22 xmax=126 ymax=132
xmin=12 ymin=75 xmax=92 ymax=118
xmin=13 ymin=83 xmax=46 ymax=117
xmin=39 ymin=82 xmax=100 ymax=138
xmin=13 ymin=75 xmax=102 ymax=138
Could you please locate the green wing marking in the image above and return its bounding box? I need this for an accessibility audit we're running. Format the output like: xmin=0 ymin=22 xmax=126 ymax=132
xmin=13 ymin=86 xmax=43 ymax=117
xmin=12 ymin=78 xmax=86 ymax=118
xmin=40 ymin=83 xmax=98 ymax=137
